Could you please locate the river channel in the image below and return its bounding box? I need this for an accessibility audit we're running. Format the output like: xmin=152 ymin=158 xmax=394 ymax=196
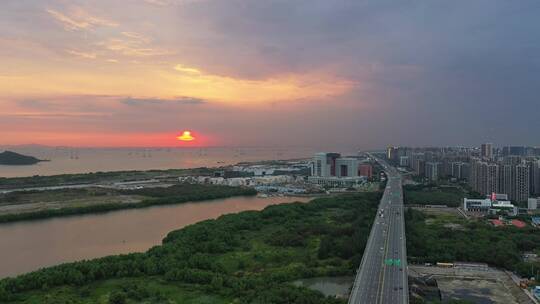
xmin=0 ymin=195 xmax=310 ymax=278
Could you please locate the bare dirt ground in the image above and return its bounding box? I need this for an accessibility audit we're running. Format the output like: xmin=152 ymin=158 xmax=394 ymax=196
xmin=410 ymin=265 xmax=534 ymax=304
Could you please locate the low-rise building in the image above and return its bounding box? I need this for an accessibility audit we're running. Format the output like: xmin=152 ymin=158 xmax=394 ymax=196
xmin=463 ymin=198 xmax=492 ymax=212
xmin=307 ymin=176 xmax=367 ymax=188
xmin=232 ymin=164 xmax=309 ymax=176
xmin=179 ymin=175 xmax=300 ymax=187
xmin=463 ymin=195 xmax=517 ymax=216
xmin=254 ymin=185 xmax=307 ymax=194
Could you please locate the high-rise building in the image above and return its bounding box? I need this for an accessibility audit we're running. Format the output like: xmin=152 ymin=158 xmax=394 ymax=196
xmin=451 ymin=162 xmax=469 ymax=180
xmin=502 ymin=146 xmax=526 ymax=156
xmin=481 ymin=143 xmax=493 ymax=160
xmin=529 ymin=160 xmax=540 ymax=195
xmin=469 ymin=159 xmax=479 ymax=190
xmin=399 ymin=156 xmax=409 ymax=167
xmin=469 ymin=160 xmax=498 ymax=196
xmin=441 ymin=159 xmax=452 ymax=178
xmin=408 ymin=152 xmax=426 ymax=176
xmin=498 ymin=162 xmax=530 ymax=202
xmin=311 ymin=152 xmax=341 ymax=177
xmin=487 ymin=163 xmax=499 ymax=194
xmin=309 ymin=153 xmax=366 ymax=188
xmin=425 ymin=162 xmax=441 ymax=181
xmin=515 ymin=164 xmax=530 ymax=203
xmin=416 ymin=159 xmax=426 ymax=176
xmin=499 ymin=164 xmax=514 ymax=199
xmin=335 ymin=158 xmax=359 ymax=178
xmin=387 ymin=146 xmax=397 ymax=162
xmin=535 ymin=161 xmax=540 ymax=195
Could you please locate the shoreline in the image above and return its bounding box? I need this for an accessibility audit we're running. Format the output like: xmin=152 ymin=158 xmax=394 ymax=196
xmin=0 ymin=185 xmax=256 ymax=224
xmin=0 ymin=193 xmax=380 ymax=303
xmin=0 ymin=167 xmax=216 ymax=190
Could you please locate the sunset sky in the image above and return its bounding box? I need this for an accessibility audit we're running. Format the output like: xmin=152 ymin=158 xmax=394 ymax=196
xmin=1 ymin=0 xmax=539 ymax=149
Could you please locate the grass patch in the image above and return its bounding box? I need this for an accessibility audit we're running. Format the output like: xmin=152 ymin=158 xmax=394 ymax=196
xmin=404 ymin=185 xmax=466 ymax=207
xmin=406 ymin=209 xmax=540 ymax=277
xmin=0 ymin=184 xmax=256 ymax=223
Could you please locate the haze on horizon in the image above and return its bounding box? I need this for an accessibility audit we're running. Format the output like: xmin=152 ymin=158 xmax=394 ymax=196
xmin=1 ymin=0 xmax=539 ymax=150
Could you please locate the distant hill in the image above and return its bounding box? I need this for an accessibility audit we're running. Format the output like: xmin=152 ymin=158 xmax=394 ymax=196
xmin=0 ymin=151 xmax=44 ymax=165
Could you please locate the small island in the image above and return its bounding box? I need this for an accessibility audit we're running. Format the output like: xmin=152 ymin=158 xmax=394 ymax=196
xmin=0 ymin=151 xmax=45 ymax=165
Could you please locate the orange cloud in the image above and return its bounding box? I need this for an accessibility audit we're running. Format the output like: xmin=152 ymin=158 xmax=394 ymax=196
xmin=165 ymin=64 xmax=355 ymax=104
xmin=97 ymin=38 xmax=172 ymax=57
xmin=66 ymin=50 xmax=97 ymax=59
xmin=0 ymin=57 xmax=354 ymax=105
xmin=46 ymin=8 xmax=118 ymax=31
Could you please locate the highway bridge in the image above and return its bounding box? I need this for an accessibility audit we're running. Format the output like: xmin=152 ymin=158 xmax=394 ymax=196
xmin=348 ymin=156 xmax=408 ymax=304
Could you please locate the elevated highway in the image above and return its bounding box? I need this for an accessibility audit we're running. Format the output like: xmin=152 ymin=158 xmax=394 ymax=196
xmin=348 ymin=156 xmax=408 ymax=304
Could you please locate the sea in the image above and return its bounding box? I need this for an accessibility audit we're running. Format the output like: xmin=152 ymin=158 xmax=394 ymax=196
xmin=0 ymin=146 xmax=323 ymax=178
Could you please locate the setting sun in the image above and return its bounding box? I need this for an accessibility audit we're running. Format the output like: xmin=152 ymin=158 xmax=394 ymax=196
xmin=177 ymin=131 xmax=195 ymax=141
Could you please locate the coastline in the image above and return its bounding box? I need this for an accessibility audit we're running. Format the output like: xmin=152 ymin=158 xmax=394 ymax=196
xmin=0 ymin=184 xmax=256 ymax=224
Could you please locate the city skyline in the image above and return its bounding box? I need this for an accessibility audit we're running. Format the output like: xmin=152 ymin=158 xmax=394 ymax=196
xmin=2 ymin=1 xmax=540 ymax=148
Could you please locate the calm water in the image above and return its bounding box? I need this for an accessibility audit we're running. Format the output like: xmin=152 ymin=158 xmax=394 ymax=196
xmin=0 ymin=146 xmax=317 ymax=178
xmin=0 ymin=195 xmax=310 ymax=278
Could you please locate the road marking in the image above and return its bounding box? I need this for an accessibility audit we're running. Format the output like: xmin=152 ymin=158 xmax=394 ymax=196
xmin=377 ymin=205 xmax=393 ymax=304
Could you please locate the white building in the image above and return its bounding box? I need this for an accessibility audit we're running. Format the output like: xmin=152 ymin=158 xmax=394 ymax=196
xmin=464 ymin=196 xmax=517 ymax=215
xmin=528 ymin=197 xmax=539 ymax=210
xmin=308 ymin=176 xmax=367 ymax=188
xmin=335 ymin=157 xmax=359 ymax=177
xmin=311 ymin=152 xmax=341 ymax=177
xmin=232 ymin=164 xmax=307 ymax=176
xmin=463 ymin=198 xmax=492 ymax=212
xmin=309 ymin=152 xmax=364 ymax=188
xmin=179 ymin=175 xmax=298 ymax=187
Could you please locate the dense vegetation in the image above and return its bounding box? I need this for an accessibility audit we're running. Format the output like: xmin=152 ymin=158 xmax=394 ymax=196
xmin=0 ymin=151 xmax=42 ymax=166
xmin=0 ymin=192 xmax=381 ymax=303
xmin=0 ymin=168 xmax=215 ymax=190
xmin=403 ymin=184 xmax=467 ymax=207
xmin=0 ymin=184 xmax=256 ymax=223
xmin=406 ymin=209 xmax=540 ymax=278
